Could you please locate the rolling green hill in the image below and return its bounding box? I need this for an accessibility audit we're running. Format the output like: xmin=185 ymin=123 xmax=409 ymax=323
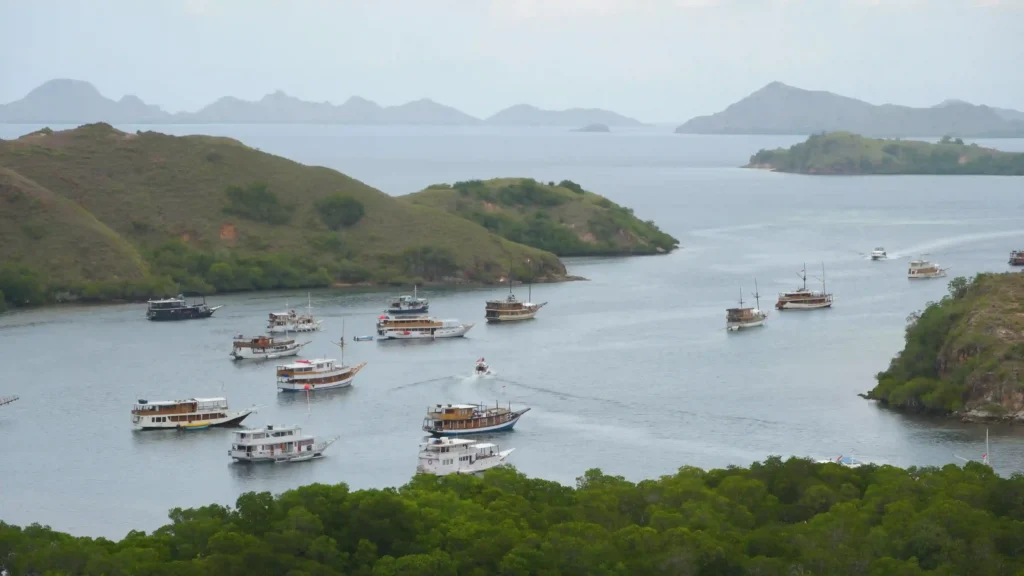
xmin=867 ymin=273 xmax=1024 ymax=421
xmin=0 ymin=124 xmax=566 ymax=306
xmin=403 ymin=178 xmax=678 ymax=256
xmin=748 ymin=132 xmax=1024 ymax=175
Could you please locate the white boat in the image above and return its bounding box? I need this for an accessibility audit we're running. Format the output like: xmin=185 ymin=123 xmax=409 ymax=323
xmin=132 ymin=397 xmax=256 ymax=431
xmin=416 ymin=436 xmax=514 ymax=476
xmin=908 ymin=259 xmax=948 ymax=279
xmin=816 ymin=455 xmax=864 ymax=468
xmin=776 ymin=263 xmax=833 ymax=310
xmin=276 ymin=359 xmax=367 ymax=392
xmin=231 ymin=334 xmax=308 ymax=360
xmin=267 ymin=294 xmax=323 ymax=334
xmin=387 ymin=285 xmax=429 ymax=314
xmin=870 ymin=247 xmax=887 ymax=260
xmin=726 ymin=280 xmax=767 ymax=331
xmin=474 ymin=358 xmax=493 ymax=376
xmin=228 ymin=424 xmax=338 ymax=462
xmin=376 ymin=314 xmax=473 ymax=339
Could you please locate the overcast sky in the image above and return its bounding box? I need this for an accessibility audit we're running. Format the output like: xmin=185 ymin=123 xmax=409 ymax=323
xmin=1 ymin=0 xmax=1022 ymax=122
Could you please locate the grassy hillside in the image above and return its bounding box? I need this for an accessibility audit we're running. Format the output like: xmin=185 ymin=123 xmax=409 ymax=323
xmin=403 ymin=178 xmax=678 ymax=256
xmin=748 ymin=132 xmax=1024 ymax=175
xmin=867 ymin=274 xmax=1024 ymax=421
xmin=0 ymin=124 xmax=565 ymax=306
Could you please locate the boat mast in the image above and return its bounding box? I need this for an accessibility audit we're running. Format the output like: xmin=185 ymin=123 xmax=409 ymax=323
xmin=753 ymin=279 xmax=761 ymax=310
xmin=822 ymin=262 xmax=827 ymax=295
xmin=800 ymin=263 xmax=807 ymax=291
xmin=738 ymin=288 xmax=745 ymax=309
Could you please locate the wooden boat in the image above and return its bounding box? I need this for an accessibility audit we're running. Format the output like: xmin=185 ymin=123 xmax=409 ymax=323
xmin=727 ymin=280 xmax=767 ymax=331
xmin=132 ymin=397 xmax=256 ymax=431
xmin=1010 ymin=251 xmax=1024 ymax=266
xmin=422 ymin=402 xmax=530 ymax=436
xmin=416 ymin=437 xmax=514 ymax=476
xmin=276 ymin=359 xmax=367 ymax=392
xmin=231 ymin=334 xmax=308 ymax=360
xmin=146 ymin=294 xmax=221 ymax=321
xmin=908 ymin=259 xmax=948 ymax=279
xmin=376 ymin=314 xmax=473 ymax=339
xmin=180 ymin=421 xmax=210 ymax=431
xmin=776 ymin=263 xmax=833 ymax=310
xmin=485 ymin=274 xmax=546 ymax=323
xmin=228 ymin=424 xmax=338 ymax=463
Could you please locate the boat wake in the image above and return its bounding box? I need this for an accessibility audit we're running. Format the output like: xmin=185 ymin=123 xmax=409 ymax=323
xmin=889 ymin=229 xmax=1024 ymax=260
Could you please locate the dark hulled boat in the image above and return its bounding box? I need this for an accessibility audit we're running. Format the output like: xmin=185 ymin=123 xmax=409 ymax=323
xmin=146 ymin=294 xmax=222 ymax=321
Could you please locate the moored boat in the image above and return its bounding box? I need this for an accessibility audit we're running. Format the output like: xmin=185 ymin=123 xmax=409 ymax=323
xmin=276 ymin=358 xmax=367 ymax=392
xmin=268 ymin=294 xmax=322 ymax=334
xmin=376 ymin=314 xmax=473 ymax=339
xmin=422 ymin=402 xmax=530 ymax=436
xmin=387 ymin=286 xmax=429 ymax=314
xmin=776 ymin=263 xmax=833 ymax=310
xmin=231 ymin=334 xmax=308 ymax=360
xmin=1010 ymin=250 xmax=1024 ymax=266
xmin=132 ymin=397 xmax=256 ymax=431
xmin=485 ymin=294 xmax=546 ymax=323
xmin=228 ymin=424 xmax=338 ymax=462
xmin=416 ymin=437 xmax=514 ymax=476
xmin=727 ymin=280 xmax=767 ymax=331
xmin=908 ymin=259 xmax=948 ymax=279
xmin=870 ymin=247 xmax=887 ymax=260
xmin=146 ymin=294 xmax=222 ymax=321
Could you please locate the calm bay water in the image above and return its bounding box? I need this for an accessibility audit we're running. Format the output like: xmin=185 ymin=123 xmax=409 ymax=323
xmin=2 ymin=124 xmax=1024 ymax=538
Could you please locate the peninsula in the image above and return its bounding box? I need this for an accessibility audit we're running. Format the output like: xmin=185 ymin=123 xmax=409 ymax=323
xmin=402 ymin=178 xmax=678 ymax=256
xmin=747 ymin=132 xmax=1024 ymax=175
xmin=866 ymin=273 xmax=1024 ymax=422
xmin=572 ymin=123 xmax=611 ymax=133
xmin=0 ymin=124 xmax=596 ymax=308
xmin=677 ymin=81 xmax=1024 ymax=138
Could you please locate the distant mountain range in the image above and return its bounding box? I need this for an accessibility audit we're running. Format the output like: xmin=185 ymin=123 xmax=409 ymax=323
xmin=0 ymin=79 xmax=644 ymax=127
xmin=676 ymin=82 xmax=1024 ymax=138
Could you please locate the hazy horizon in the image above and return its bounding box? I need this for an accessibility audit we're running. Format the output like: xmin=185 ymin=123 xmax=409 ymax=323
xmin=1 ymin=0 xmax=1023 ymax=123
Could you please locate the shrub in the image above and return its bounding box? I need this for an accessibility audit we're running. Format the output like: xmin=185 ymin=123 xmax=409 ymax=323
xmin=222 ymin=182 xmax=293 ymax=225
xmin=314 ymin=194 xmax=365 ymax=230
xmin=558 ymin=179 xmax=585 ymax=194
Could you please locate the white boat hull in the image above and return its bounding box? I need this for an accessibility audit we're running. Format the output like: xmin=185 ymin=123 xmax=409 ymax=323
xmin=132 ymin=407 xmax=256 ymax=431
xmin=417 ymin=448 xmax=514 ymax=476
xmin=776 ymin=301 xmax=832 ymax=310
xmin=727 ymin=318 xmax=766 ymax=331
xmin=908 ymin=271 xmax=947 ymax=279
xmin=380 ymin=324 xmax=473 ymax=339
xmin=278 ymin=373 xmax=355 ymax=392
xmin=230 ymin=437 xmax=337 ymax=462
xmin=231 ymin=342 xmax=307 ymax=360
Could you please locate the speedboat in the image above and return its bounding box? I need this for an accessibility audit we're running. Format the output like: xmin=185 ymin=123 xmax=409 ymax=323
xmin=817 ymin=455 xmax=863 ymax=468
xmin=870 ymin=247 xmax=887 ymax=260
xmin=474 ymin=358 xmax=492 ymax=376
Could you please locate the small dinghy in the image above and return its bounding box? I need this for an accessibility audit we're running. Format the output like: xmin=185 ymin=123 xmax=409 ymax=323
xmin=353 ymin=335 xmax=374 ymax=342
xmin=474 ymin=358 xmax=493 ymax=377
xmin=180 ymin=421 xmax=211 ymax=431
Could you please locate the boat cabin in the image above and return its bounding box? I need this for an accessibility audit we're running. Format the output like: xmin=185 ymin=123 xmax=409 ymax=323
xmin=132 ymin=398 xmax=230 ymax=425
xmin=147 ymin=296 xmax=187 ymax=310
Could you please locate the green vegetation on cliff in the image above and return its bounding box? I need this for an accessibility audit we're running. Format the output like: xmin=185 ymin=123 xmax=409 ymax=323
xmin=748 ymin=132 xmax=1024 ymax=175
xmin=403 ymin=178 xmax=678 ymax=256
xmin=3 ymin=459 xmax=1023 ymax=575
xmin=868 ymin=274 xmax=1024 ymax=419
xmin=0 ymin=124 xmax=567 ymax=308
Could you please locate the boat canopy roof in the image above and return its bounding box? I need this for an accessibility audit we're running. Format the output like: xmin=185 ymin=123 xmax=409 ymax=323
xmin=276 ymin=358 xmax=334 ymax=369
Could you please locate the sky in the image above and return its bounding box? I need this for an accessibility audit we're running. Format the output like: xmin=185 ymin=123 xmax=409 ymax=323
xmin=1 ymin=0 xmax=1022 ymax=122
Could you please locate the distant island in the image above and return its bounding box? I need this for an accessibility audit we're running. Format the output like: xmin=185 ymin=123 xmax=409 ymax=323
xmin=677 ymin=81 xmax=1024 ymax=138
xmin=866 ymin=274 xmax=1024 ymax=422
xmin=0 ymin=79 xmax=644 ymax=127
xmin=572 ymin=123 xmax=610 ymax=133
xmin=403 ymin=179 xmax=678 ymax=256
xmin=746 ymin=132 xmax=1024 ymax=175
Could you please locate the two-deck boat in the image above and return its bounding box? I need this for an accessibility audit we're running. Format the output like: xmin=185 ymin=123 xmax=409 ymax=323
xmin=131 ymin=397 xmax=256 ymax=431
xmin=228 ymin=424 xmax=338 ymax=463
xmin=474 ymin=358 xmax=493 ymax=376
xmin=387 ymin=286 xmax=429 ymax=314
xmin=146 ymin=294 xmax=222 ymax=321
xmin=230 ymin=334 xmax=308 ymax=360
xmin=422 ymin=402 xmax=530 ymax=436
xmin=268 ymin=294 xmax=322 ymax=334
xmin=276 ymin=359 xmax=367 ymax=392
xmin=1010 ymin=250 xmax=1024 ymax=266
xmin=726 ymin=281 xmax=767 ymax=331
xmin=776 ymin=264 xmax=833 ymax=310
xmin=416 ymin=437 xmax=515 ymax=476
xmin=870 ymin=247 xmax=887 ymax=260
xmin=908 ymin=259 xmax=948 ymax=279
xmin=376 ymin=314 xmax=473 ymax=339
xmin=485 ymin=294 xmax=546 ymax=323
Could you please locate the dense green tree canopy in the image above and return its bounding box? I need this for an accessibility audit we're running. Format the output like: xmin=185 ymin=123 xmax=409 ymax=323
xmin=3 ymin=458 xmax=1023 ymax=575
